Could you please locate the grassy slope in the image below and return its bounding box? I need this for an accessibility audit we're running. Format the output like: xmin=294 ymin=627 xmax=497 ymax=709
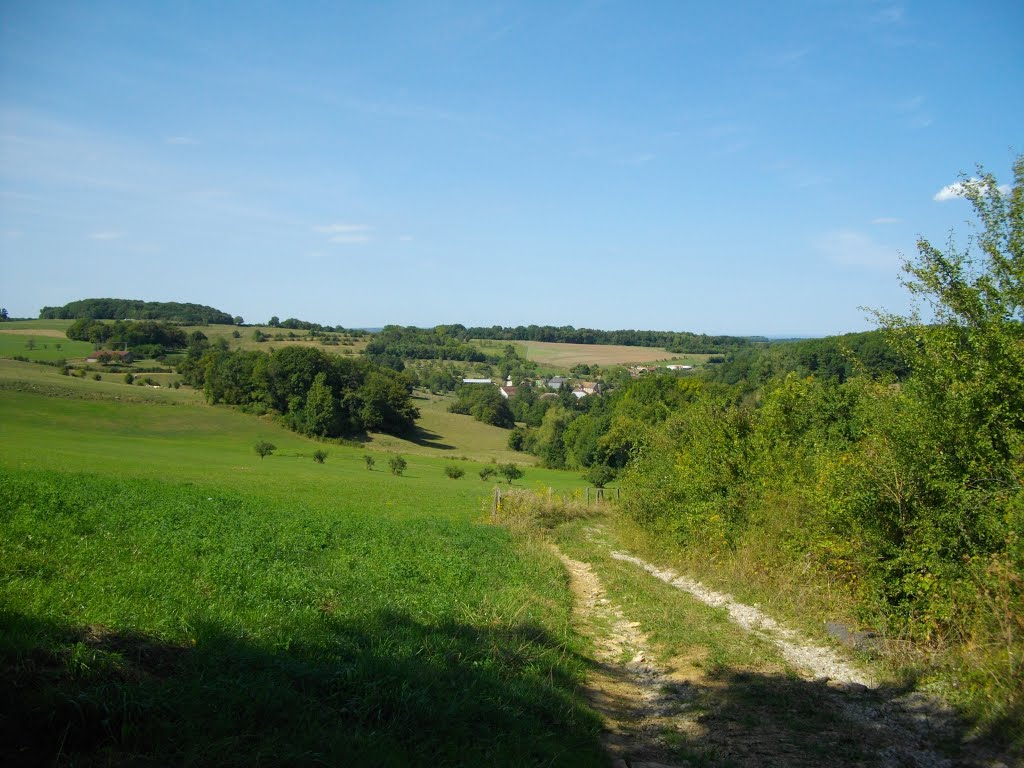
xmin=367 ymin=391 xmax=531 ymax=466
xmin=0 ymin=368 xmax=604 ymax=765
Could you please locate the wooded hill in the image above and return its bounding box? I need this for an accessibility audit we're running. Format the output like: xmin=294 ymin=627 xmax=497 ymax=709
xmin=40 ymin=298 xmax=236 ymax=325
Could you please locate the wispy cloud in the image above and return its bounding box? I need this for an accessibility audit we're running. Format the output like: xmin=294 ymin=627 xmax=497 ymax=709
xmin=314 ymin=223 xmax=372 ymax=244
xmin=872 ymin=217 xmax=902 ymax=224
xmin=88 ymin=231 xmax=125 ymax=240
xmin=934 ymin=179 xmax=1011 ymax=202
xmin=166 ymin=135 xmax=198 ymax=145
xmin=816 ymin=229 xmax=900 ymax=269
xmin=314 ymin=223 xmax=370 ymax=234
xmin=329 ymin=234 xmax=371 ymax=244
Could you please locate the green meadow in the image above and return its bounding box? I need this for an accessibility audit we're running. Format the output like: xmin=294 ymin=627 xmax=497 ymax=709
xmin=0 ymin=362 xmax=605 ymax=766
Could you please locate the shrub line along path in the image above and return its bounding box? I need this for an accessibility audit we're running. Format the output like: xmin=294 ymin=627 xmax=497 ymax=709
xmin=554 ymin=527 xmax=1008 ymax=768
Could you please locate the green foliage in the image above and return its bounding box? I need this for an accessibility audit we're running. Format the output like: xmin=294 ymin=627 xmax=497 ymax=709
xmin=467 ymin=323 xmax=758 ymax=354
xmin=617 ymin=158 xmax=1024 ymax=744
xmin=365 ymin=325 xmax=487 ymax=363
xmin=364 ymin=455 xmax=375 ymax=470
xmin=583 ymin=464 xmax=615 ymax=488
xmin=449 ymin=385 xmax=514 ymax=429
xmin=304 ymin=372 xmax=339 ymax=437
xmin=312 ymin=449 xmax=328 ymax=464
xmin=498 ymin=463 xmax=524 ymax=484
xmin=444 ymin=464 xmax=465 ymax=480
xmin=253 ymin=440 xmax=276 ymax=460
xmin=40 ymin=298 xmax=234 ymax=324
xmin=389 ymin=455 xmax=407 ymax=475
xmin=181 ymin=345 xmax=418 ymax=439
xmin=479 ymin=466 xmax=496 ymax=481
xmin=66 ymin=318 xmax=188 ymax=349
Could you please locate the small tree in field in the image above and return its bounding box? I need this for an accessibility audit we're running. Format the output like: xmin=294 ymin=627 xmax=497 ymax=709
xmin=254 ymin=440 xmax=276 ymax=460
xmin=498 ymin=463 xmax=524 ymax=484
xmin=479 ymin=466 xmax=496 ymax=481
xmin=389 ymin=455 xmax=407 ymax=476
xmin=313 ymin=449 xmax=328 ymax=464
xmin=585 ymin=464 xmax=616 ymax=488
xmin=364 ymin=455 xmax=376 ymax=470
xmin=444 ymin=464 xmax=465 ymax=479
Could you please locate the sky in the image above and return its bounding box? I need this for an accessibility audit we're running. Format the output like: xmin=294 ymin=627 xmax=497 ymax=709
xmin=1 ymin=1 xmax=1021 ymax=336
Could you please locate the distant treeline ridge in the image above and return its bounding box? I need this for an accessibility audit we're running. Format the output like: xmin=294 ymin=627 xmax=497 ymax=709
xmin=464 ymin=324 xmax=764 ymax=353
xmin=40 ymin=298 xmax=236 ymax=325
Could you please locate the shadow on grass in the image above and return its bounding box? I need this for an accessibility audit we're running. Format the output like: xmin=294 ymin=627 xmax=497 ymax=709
xmin=404 ymin=425 xmax=457 ymax=451
xmin=594 ymin=658 xmax=1014 ymax=768
xmin=0 ymin=609 xmax=604 ymax=768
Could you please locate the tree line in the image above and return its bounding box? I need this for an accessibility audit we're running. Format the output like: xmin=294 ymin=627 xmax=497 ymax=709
xmin=41 ymin=298 xmax=236 ymax=325
xmin=177 ymin=341 xmax=419 ymax=438
xmin=465 ymin=324 xmax=762 ymax=353
xmin=66 ymin=318 xmax=189 ymax=352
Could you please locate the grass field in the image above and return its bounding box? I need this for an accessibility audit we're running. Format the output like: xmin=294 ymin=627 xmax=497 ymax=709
xmin=0 ymin=361 xmax=605 ymax=765
xmin=476 ymin=338 xmax=711 ymax=369
xmin=367 ymin=391 xmax=532 ymax=466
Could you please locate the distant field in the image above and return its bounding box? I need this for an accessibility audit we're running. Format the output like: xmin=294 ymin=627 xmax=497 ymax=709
xmin=0 ymin=331 xmax=93 ymax=362
xmin=186 ymin=323 xmax=369 ymax=356
xmin=476 ymin=338 xmax=710 ymax=369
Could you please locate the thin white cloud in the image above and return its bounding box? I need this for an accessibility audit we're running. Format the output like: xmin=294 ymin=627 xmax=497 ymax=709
xmin=166 ymin=135 xmax=198 ymax=145
xmin=314 ymin=223 xmax=370 ymax=234
xmin=88 ymin=231 xmax=125 ymax=240
xmin=329 ymin=234 xmax=371 ymax=244
xmin=872 ymin=217 xmax=902 ymax=224
xmin=398 ymin=235 xmax=414 ymax=242
xmin=816 ymin=229 xmax=900 ymax=269
xmin=934 ymin=178 xmax=1011 ymax=202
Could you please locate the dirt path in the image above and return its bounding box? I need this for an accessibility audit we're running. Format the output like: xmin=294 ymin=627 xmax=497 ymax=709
xmin=554 ymin=545 xmax=693 ymax=768
xmin=556 ymin=535 xmax=1011 ymax=768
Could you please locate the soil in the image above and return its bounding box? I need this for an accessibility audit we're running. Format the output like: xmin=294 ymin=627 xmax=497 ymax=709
xmin=554 ymin=536 xmax=1014 ymax=768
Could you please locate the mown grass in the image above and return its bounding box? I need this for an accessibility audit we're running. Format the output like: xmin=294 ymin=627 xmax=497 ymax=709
xmin=367 ymin=391 xmax=531 ymax=465
xmin=0 ymin=332 xmax=94 ymax=362
xmin=0 ymin=376 xmax=607 ymax=765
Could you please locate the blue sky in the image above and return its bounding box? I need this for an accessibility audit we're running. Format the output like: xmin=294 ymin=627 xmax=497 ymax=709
xmin=1 ymin=1 xmax=1021 ymax=335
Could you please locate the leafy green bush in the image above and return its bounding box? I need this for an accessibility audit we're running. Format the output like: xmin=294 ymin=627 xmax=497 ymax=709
xmin=254 ymin=440 xmax=276 ymax=460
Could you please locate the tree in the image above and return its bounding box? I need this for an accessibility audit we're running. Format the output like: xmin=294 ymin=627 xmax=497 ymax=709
xmin=254 ymin=440 xmax=276 ymax=460
xmin=479 ymin=466 xmax=496 ymax=481
xmin=364 ymin=455 xmax=376 ymax=470
xmin=304 ymin=372 xmax=338 ymax=437
xmin=444 ymin=464 xmax=465 ymax=479
xmin=233 ymin=316 xmax=244 ymax=325
xmin=584 ymin=464 xmax=616 ymax=488
xmin=313 ymin=449 xmax=328 ymax=464
xmin=124 ymin=373 xmax=134 ymax=384
xmin=498 ymin=463 xmax=524 ymax=484
xmin=389 ymin=455 xmax=407 ymax=475
xmin=0 ymin=307 xmax=8 ymax=321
